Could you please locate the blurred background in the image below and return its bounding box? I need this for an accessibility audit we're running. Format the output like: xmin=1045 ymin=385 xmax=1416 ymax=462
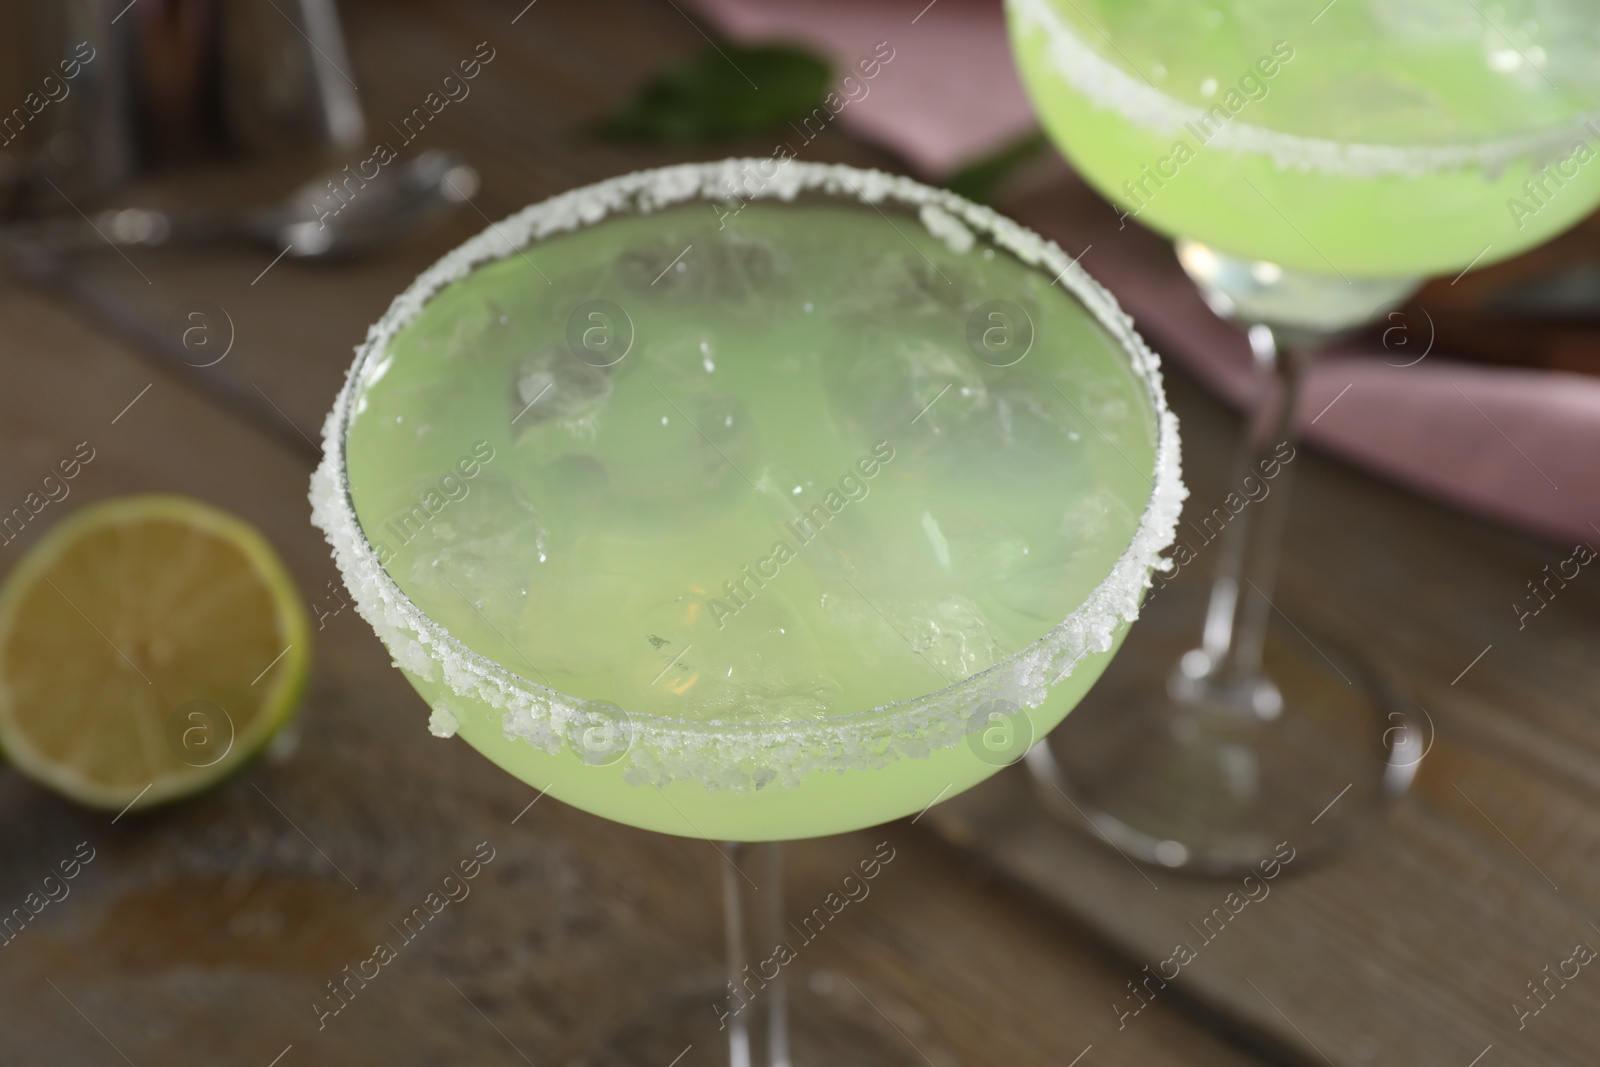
xmin=1 ymin=1 xmax=1597 ymax=1064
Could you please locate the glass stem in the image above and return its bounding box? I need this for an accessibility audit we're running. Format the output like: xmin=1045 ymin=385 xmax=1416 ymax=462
xmin=722 ymin=841 xmax=789 ymax=1067
xmin=1194 ymin=324 xmax=1311 ymax=689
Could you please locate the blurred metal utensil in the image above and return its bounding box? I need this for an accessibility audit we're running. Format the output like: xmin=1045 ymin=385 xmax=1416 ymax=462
xmin=1 ymin=149 xmax=479 ymax=261
xmin=266 ymin=149 xmax=480 ymax=258
xmin=0 ymin=0 xmax=364 ymax=214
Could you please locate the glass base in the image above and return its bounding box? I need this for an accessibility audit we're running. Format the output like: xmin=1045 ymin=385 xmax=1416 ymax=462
xmin=567 ymin=969 xmax=960 ymax=1067
xmin=1027 ymin=586 xmax=1421 ymax=876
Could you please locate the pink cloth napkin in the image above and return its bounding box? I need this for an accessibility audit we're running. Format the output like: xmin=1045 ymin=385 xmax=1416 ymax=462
xmin=686 ymin=0 xmax=1037 ymax=175
xmin=686 ymin=0 xmax=1600 ymax=546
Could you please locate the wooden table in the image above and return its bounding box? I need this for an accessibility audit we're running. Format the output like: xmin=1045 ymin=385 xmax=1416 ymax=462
xmin=1 ymin=2 xmax=1596 ymax=1065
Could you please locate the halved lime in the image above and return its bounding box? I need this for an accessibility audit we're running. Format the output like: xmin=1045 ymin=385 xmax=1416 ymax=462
xmin=0 ymin=495 xmax=310 ymax=811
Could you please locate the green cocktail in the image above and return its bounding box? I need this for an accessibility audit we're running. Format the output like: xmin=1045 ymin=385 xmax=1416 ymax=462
xmin=313 ymin=162 xmax=1180 ymax=843
xmin=1009 ymin=0 xmax=1600 ymax=277
xmin=314 ymin=161 xmax=1181 ymax=1064
xmin=1006 ymin=0 xmax=1600 ymax=875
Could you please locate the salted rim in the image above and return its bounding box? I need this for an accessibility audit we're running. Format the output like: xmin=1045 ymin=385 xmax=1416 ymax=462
xmin=1010 ymin=0 xmax=1600 ymax=178
xmin=310 ymin=159 xmax=1185 ymax=791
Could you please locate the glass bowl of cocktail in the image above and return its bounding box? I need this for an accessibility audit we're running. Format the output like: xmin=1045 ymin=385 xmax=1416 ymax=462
xmin=1007 ymin=0 xmax=1600 ymax=874
xmin=312 ymin=161 xmax=1181 ymax=1065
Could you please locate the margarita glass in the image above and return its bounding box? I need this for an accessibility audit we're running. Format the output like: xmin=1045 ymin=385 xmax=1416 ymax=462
xmin=1008 ymin=0 xmax=1600 ymax=872
xmin=312 ymin=161 xmax=1181 ymax=1064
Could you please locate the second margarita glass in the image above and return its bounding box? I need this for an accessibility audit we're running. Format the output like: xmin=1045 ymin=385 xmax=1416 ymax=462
xmin=1008 ymin=0 xmax=1600 ymax=872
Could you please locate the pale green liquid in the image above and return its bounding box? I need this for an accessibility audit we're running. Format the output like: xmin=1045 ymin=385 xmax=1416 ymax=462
xmin=346 ymin=200 xmax=1156 ymax=839
xmin=1010 ymin=0 xmax=1600 ymax=276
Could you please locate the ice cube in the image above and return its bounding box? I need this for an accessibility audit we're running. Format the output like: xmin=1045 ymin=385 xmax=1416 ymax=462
xmin=516 ymin=565 xmax=632 ymax=681
xmin=392 ymin=474 xmax=548 ymax=637
xmin=917 ymin=506 xmax=1032 ymax=581
xmin=1057 ymin=485 xmax=1137 ymax=548
xmin=837 ymin=253 xmax=974 ymax=320
xmin=588 ymin=386 xmax=760 ymax=506
xmin=413 ymin=296 xmax=518 ymax=364
xmin=900 ymin=595 xmax=1005 ymax=679
xmin=615 ymin=229 xmax=783 ymax=306
xmin=824 ymin=336 xmax=988 ymax=449
xmin=650 ymin=335 xmax=754 ymax=402
xmin=989 ymin=490 xmax=1136 ymax=622
xmin=820 ymin=590 xmax=1004 ymax=683
xmin=624 ymin=586 xmax=842 ymax=723
xmin=509 ymin=342 xmax=614 ymax=441
xmin=948 ymin=375 xmax=1090 ymax=484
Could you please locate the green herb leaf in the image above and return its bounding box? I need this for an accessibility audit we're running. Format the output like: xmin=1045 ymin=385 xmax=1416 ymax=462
xmin=945 ymin=130 xmax=1050 ymax=205
xmin=604 ymin=44 xmax=832 ymax=142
